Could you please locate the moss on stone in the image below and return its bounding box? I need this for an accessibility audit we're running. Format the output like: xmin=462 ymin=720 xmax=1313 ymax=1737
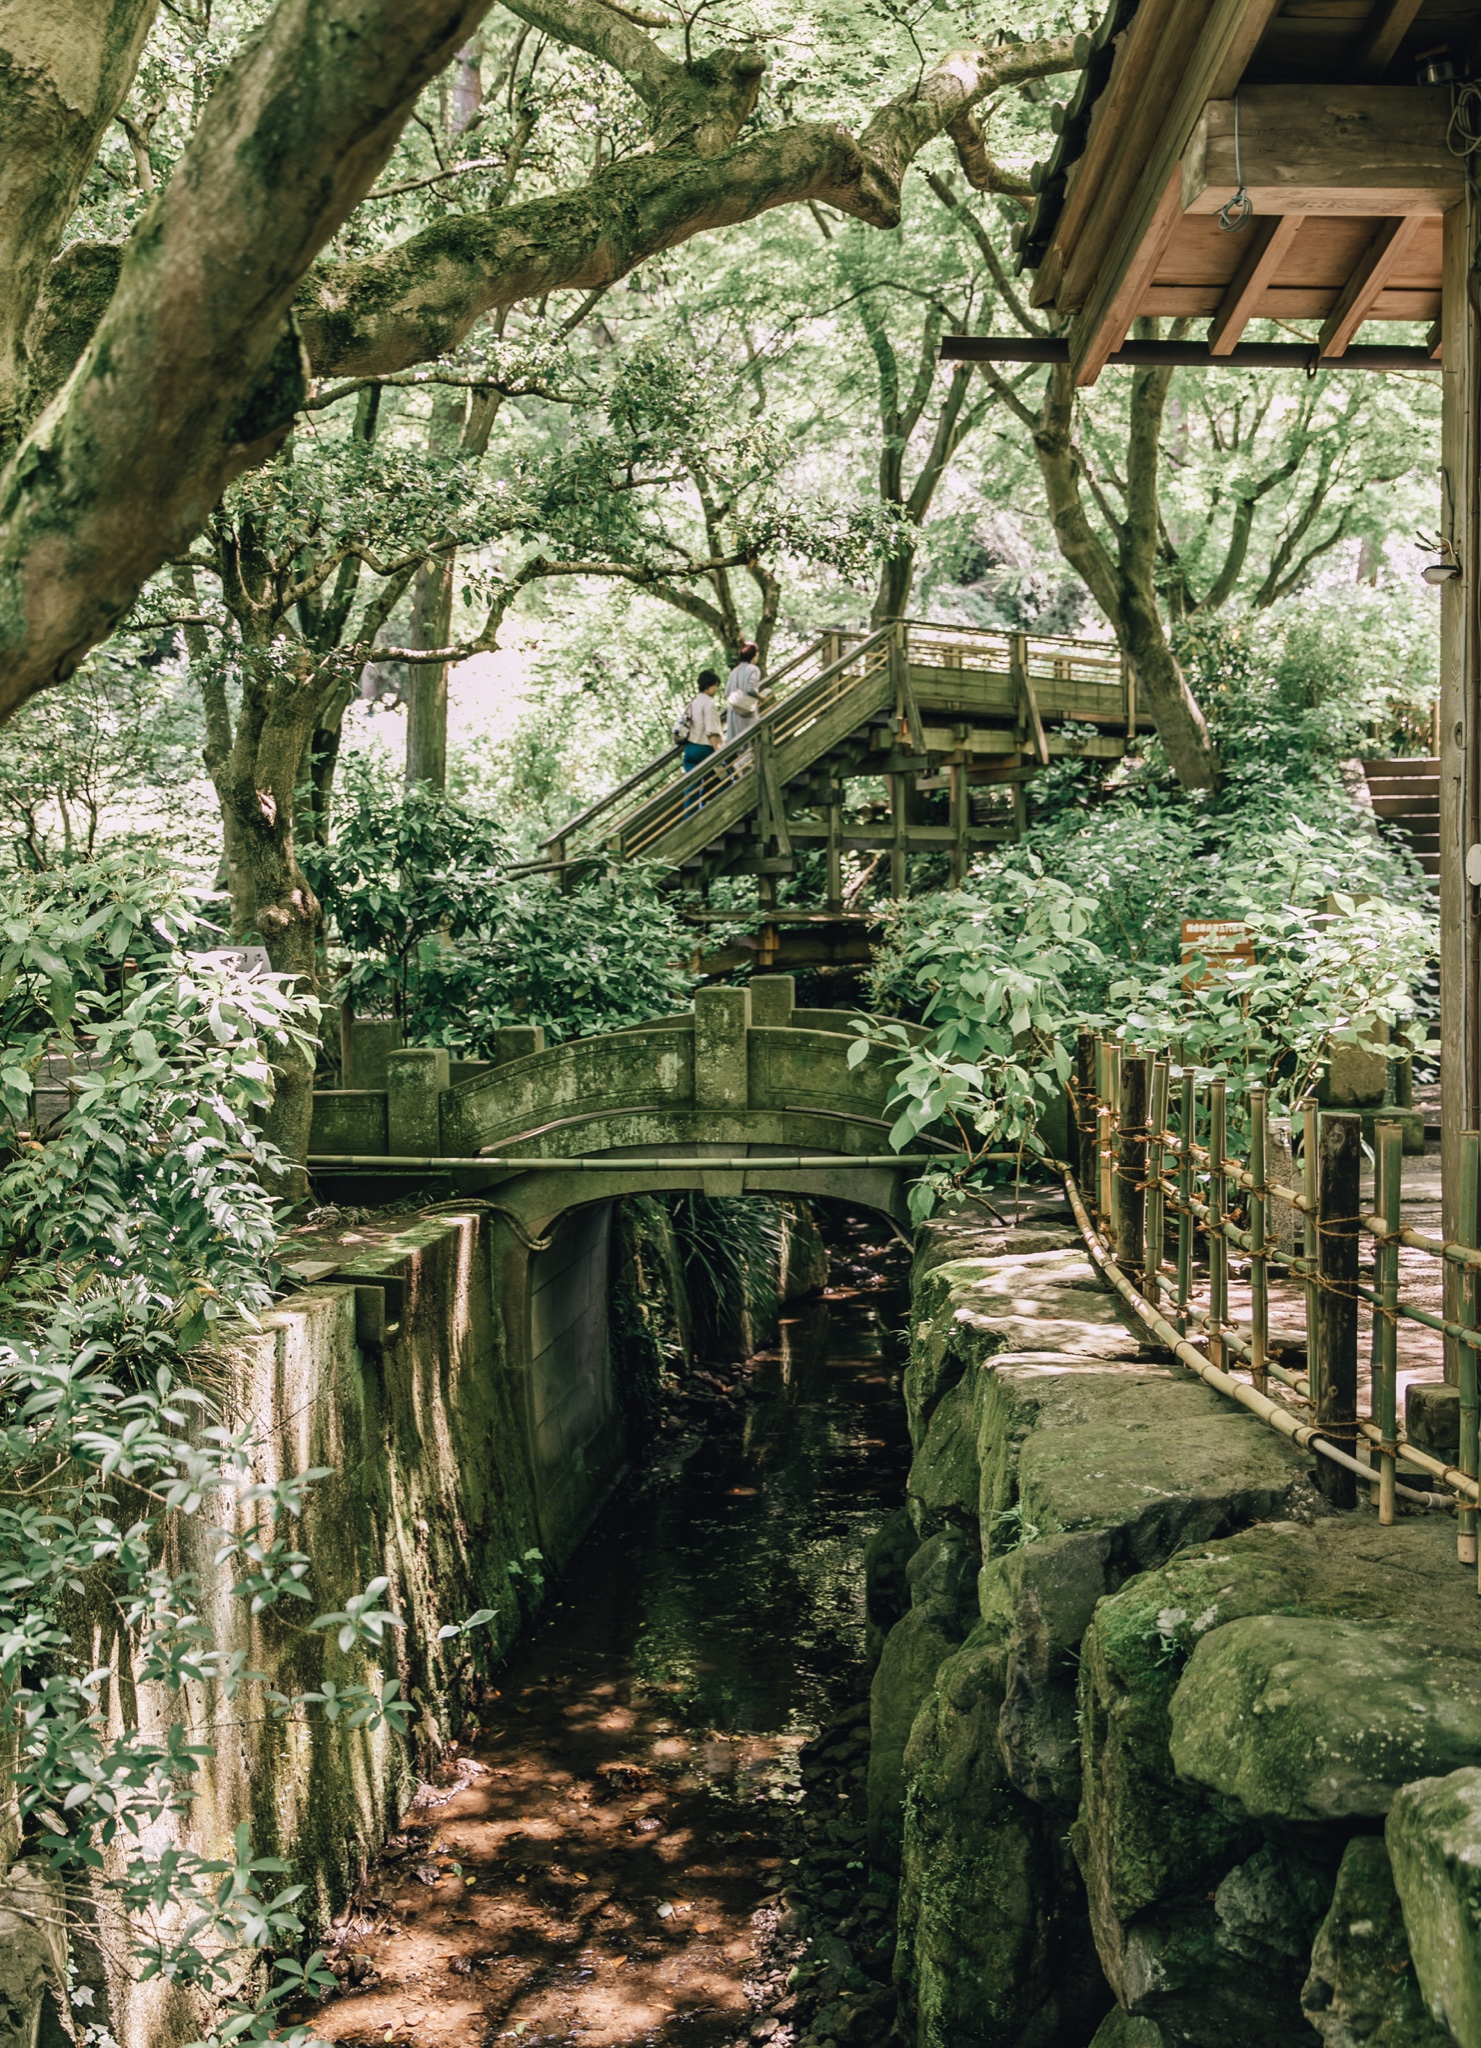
xmin=1303 ymin=1834 xmax=1453 ymax=2048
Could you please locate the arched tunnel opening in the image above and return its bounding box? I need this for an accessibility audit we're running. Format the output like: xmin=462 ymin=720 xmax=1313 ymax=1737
xmin=307 ymin=1191 xmax=918 ymax=2048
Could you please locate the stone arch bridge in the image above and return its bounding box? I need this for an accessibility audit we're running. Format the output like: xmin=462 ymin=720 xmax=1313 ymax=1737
xmin=304 ymin=979 xmax=927 ymax=1558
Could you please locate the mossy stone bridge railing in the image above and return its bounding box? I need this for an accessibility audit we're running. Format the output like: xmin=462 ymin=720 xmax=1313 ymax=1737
xmin=308 ymin=977 xmax=929 ymax=1232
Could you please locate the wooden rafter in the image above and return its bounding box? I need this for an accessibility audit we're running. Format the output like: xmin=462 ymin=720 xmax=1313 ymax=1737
xmin=1207 ymin=213 xmax=1303 ymax=354
xmin=1072 ymin=0 xmax=1286 ymax=384
xmin=1350 ymin=0 xmax=1427 ymax=78
xmin=1318 ymin=212 xmax=1426 ymax=356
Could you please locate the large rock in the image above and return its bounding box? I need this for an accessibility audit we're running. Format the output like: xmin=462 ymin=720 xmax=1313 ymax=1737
xmin=1170 ymin=1616 xmax=1481 ymax=1821
xmin=907 ymin=1378 xmax=982 ymax=1536
xmin=891 ymin=1216 xmax=1321 ymax=2048
xmin=893 ymin=1625 xmax=1109 ymax=2048
xmin=1302 ymin=1834 xmax=1453 ymax=2047
xmin=1387 ymin=1765 xmax=1481 ymax=2047
xmin=1077 ymin=1518 xmax=1481 ymax=2045
xmin=868 ymin=1532 xmax=979 ymax=1863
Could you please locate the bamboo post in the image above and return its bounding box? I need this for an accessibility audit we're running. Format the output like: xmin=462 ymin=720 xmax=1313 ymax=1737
xmin=1075 ymin=1030 xmax=1096 ymax=1196
xmin=1373 ymin=1120 xmax=1404 ymax=1525
xmin=1175 ymin=1068 xmax=1195 ymax=1335
xmin=1117 ymin=1049 xmax=1148 ymax=1277
xmin=1097 ymin=1040 xmax=1115 ymax=1232
xmin=1460 ymin=1131 xmax=1480 ymax=1571
xmin=1249 ymin=1080 xmax=1269 ymax=1395
xmin=1146 ymin=1057 xmax=1169 ymax=1309
xmin=1208 ymin=1076 xmax=1228 ymax=1369
xmin=1315 ymin=1112 xmax=1362 ymax=1511
xmin=1301 ymin=1097 xmax=1320 ymax=1404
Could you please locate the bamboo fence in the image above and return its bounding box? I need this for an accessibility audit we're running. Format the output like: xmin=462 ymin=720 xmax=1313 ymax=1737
xmin=1069 ymin=1032 xmax=1481 ymax=1581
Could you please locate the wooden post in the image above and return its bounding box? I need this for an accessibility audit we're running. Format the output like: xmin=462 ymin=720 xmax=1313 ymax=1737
xmin=1075 ymin=1029 xmax=1096 ymax=1196
xmin=1208 ymin=1076 xmax=1228 ymax=1368
xmin=1146 ymin=1057 xmax=1169 ymax=1308
xmin=1373 ymin=1120 xmax=1404 ymax=1525
xmin=1315 ymin=1112 xmax=1362 ymax=1510
xmin=949 ymin=761 xmax=969 ymax=887
xmin=1459 ymin=1130 xmax=1480 ymax=1569
xmin=1175 ymin=1068 xmax=1195 ymax=1335
xmin=889 ymin=772 xmax=907 ymax=898
xmin=1116 ymin=1050 xmax=1148 ymax=1276
xmin=1124 ymin=654 xmax=1136 ymax=741
xmin=825 ymin=796 xmax=843 ymax=913
xmin=1440 ymin=190 xmax=1480 ymax=1385
xmin=1249 ymin=1081 xmax=1269 ymax=1394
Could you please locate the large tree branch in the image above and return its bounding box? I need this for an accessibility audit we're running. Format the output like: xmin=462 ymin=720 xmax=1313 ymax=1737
xmin=0 ymin=22 xmax=1077 ymax=729
xmin=0 ymin=0 xmax=498 ymax=726
xmin=501 ymin=0 xmax=763 ymax=153
xmin=0 ymin=0 xmax=160 ymax=445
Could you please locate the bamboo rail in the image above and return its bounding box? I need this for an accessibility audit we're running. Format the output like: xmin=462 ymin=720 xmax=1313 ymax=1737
xmin=1072 ymin=1033 xmax=1481 ymax=1582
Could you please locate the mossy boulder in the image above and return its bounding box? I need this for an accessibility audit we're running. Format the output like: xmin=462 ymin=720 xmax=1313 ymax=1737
xmin=1387 ymin=1766 xmax=1481 ymax=2047
xmin=868 ymin=1532 xmax=979 ymax=1863
xmin=1302 ymin=1834 xmax=1453 ymax=2047
xmin=1170 ymin=1617 xmax=1481 ymax=1820
xmin=1076 ymin=1519 xmax=1481 ymax=2044
xmin=908 ymin=1377 xmax=982 ymax=1536
xmin=893 ymin=1624 xmax=1108 ymax=2048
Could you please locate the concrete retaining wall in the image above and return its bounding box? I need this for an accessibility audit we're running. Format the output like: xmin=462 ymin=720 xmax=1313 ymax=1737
xmin=58 ymin=1205 xmax=631 ymax=2048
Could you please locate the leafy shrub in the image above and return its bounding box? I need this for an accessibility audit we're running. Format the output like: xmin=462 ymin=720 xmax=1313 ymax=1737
xmin=305 ymin=760 xmax=695 ymax=1050
xmin=0 ymin=861 xmax=461 ymax=2047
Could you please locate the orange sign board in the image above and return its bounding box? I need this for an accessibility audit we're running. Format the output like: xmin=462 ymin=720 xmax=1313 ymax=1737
xmin=1181 ymin=919 xmax=1254 ymax=989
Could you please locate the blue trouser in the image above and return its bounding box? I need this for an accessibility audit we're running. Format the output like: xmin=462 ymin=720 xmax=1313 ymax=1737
xmin=683 ymin=741 xmax=712 ymax=814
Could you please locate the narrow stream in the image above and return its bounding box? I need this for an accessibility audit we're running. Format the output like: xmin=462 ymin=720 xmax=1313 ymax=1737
xmin=312 ymin=1213 xmax=912 ymax=2048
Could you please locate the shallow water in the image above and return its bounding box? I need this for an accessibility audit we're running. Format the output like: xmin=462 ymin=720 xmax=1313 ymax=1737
xmin=310 ymin=1221 xmax=911 ymax=2048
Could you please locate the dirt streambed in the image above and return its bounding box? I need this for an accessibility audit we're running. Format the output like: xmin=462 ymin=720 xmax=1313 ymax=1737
xmin=307 ymin=1212 xmax=912 ymax=2048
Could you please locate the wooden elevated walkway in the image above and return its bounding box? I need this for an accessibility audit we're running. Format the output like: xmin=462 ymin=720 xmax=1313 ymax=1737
xmin=540 ymin=620 xmax=1146 ymax=907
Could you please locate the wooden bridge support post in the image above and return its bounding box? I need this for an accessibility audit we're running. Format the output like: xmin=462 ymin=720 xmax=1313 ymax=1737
xmin=949 ymin=762 xmax=969 ymax=888
xmin=1441 ymin=191 xmax=1481 ymax=1384
xmin=889 ymin=774 xmax=908 ymax=898
xmin=1315 ymin=1111 xmax=1362 ymax=1510
xmin=1208 ymin=1077 xmax=1228 ymax=1370
xmin=826 ymin=794 xmax=843 ymax=913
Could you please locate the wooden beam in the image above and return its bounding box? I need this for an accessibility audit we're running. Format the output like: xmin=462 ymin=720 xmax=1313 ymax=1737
xmin=1350 ymin=0 xmax=1426 ymax=78
xmin=1183 ymin=87 xmax=1460 ymax=218
xmin=1076 ymin=171 xmax=1184 ymax=384
xmin=1318 ymin=212 xmax=1426 ymax=356
xmin=1208 ymin=212 xmax=1303 ymax=353
xmin=1072 ymin=0 xmax=1286 ymax=385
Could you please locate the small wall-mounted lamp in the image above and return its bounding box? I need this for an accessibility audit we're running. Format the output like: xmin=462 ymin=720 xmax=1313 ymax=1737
xmin=1418 ymin=532 xmax=1462 ymax=584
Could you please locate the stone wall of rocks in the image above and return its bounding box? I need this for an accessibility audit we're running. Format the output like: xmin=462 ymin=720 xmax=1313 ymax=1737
xmin=873 ymin=1195 xmax=1481 ymax=2048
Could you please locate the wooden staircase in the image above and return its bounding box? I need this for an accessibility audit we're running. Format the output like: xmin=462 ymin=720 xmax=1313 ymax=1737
xmin=539 ymin=620 xmax=1146 ymax=913
xmin=1361 ymin=757 xmax=1441 ymax=879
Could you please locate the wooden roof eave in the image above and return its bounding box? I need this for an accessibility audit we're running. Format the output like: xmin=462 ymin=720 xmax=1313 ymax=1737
xmin=1066 ymin=0 xmax=1288 ymax=385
